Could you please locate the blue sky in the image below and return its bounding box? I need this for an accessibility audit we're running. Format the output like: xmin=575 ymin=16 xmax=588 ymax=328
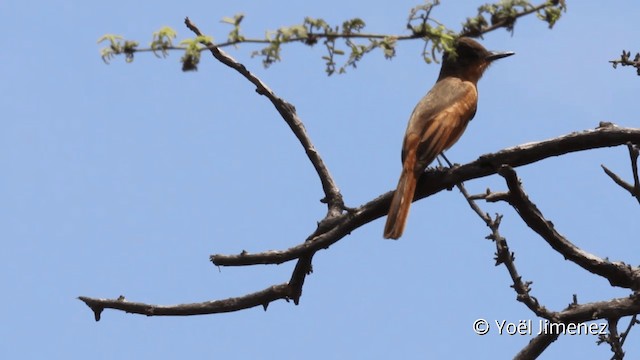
xmin=1 ymin=0 xmax=639 ymax=359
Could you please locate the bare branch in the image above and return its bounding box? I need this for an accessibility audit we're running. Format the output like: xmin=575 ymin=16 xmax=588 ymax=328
xmin=78 ymin=283 xmax=292 ymax=320
xmin=602 ymin=165 xmax=637 ymax=197
xmin=457 ymin=163 xmax=640 ymax=358
xmin=184 ymin=18 xmax=349 ymax=310
xmin=605 ymin=318 xmax=624 ymax=360
xmin=78 ymin=127 xmax=640 ymax=320
xmin=184 ymin=17 xmax=344 ymax=214
xmin=630 ymin=143 xmax=640 ymax=196
xmin=618 ymin=315 xmax=640 ymax=354
xmin=88 ymin=32 xmax=640 ymax=327
xmin=212 ymin=126 xmax=640 ymax=267
xmin=498 ymin=165 xmax=640 ymax=290
xmin=559 ymin=294 xmax=640 ymax=322
xmin=601 ymin=143 xmax=640 ymax=204
xmin=514 ymin=332 xmax=560 ymax=360
xmin=211 ymin=213 xmax=352 ymax=266
xmin=456 ymin=146 xmax=640 ymax=358
xmin=472 ymin=190 xmax=510 ymax=202
xmin=454 ymin=181 xmax=556 ymax=320
xmin=513 ymin=295 xmax=640 ymax=359
xmin=288 ymin=254 xmax=313 ymax=305
xmin=610 ymin=50 xmax=640 ymax=76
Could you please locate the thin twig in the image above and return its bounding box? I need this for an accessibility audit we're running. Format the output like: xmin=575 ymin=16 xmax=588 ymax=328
xmin=610 ymin=50 xmax=640 ymax=76
xmin=618 ymin=314 xmax=639 ymax=352
xmin=444 ymin=153 xmax=556 ymax=320
xmin=461 ymin=2 xmax=551 ymax=37
xmin=601 ymin=143 xmax=640 ymax=205
xmin=628 ymin=144 xmax=640 ymax=194
xmin=601 ymin=165 xmax=637 ymax=199
xmin=606 ymin=318 xmax=624 ymax=360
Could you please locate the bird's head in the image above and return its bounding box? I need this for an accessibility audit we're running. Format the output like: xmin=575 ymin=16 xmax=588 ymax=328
xmin=439 ymin=37 xmax=514 ymax=82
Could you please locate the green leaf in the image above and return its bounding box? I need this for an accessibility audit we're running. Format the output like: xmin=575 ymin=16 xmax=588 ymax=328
xmin=221 ymin=17 xmax=235 ymax=25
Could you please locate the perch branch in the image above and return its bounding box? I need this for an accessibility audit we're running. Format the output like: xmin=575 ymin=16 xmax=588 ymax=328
xmin=79 ymin=127 xmax=640 ymax=319
xmin=86 ymin=17 xmax=640 ymax=321
xmin=212 ymin=126 xmax=640 ymax=266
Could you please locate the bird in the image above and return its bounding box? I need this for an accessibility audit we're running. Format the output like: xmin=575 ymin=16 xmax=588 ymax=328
xmin=383 ymin=37 xmax=514 ymax=240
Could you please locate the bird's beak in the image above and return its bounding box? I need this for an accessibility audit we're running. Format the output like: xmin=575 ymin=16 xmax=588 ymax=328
xmin=486 ymin=50 xmax=515 ymax=62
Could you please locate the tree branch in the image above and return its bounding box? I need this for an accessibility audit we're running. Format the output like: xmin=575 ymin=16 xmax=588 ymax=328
xmin=601 ymin=143 xmax=640 ymax=204
xmin=184 ymin=17 xmax=344 ymax=215
xmin=610 ymin=50 xmax=640 ymax=76
xmin=617 ymin=314 xmax=640 ymax=355
xmin=605 ymin=317 xmax=624 ymax=360
xmin=79 ymin=127 xmax=640 ymax=317
xmin=558 ymin=294 xmax=640 ymax=324
xmin=99 ymin=1 xmax=565 ymax=74
xmin=454 ymin=181 xmax=556 ymax=320
xmin=460 ymin=0 xmax=564 ymax=37
xmin=457 ymin=145 xmax=640 ymax=358
xmin=498 ymin=165 xmax=640 ymax=290
xmin=212 ymin=126 xmax=640 ymax=266
xmin=183 ymin=17 xmax=355 ymax=311
xmin=84 ymin=8 xmax=635 ymax=328
xmin=513 ymin=332 xmax=560 ymax=360
xmin=78 ymin=284 xmax=291 ymax=321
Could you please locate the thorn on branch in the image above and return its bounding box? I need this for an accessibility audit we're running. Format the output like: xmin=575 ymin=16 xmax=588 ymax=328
xmin=78 ymin=296 xmax=105 ymax=321
xmin=598 ymin=121 xmax=617 ymax=129
xmin=568 ymin=294 xmax=579 ymax=309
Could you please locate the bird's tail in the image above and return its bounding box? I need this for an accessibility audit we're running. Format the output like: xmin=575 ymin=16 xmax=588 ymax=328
xmin=383 ymin=166 xmax=417 ymax=240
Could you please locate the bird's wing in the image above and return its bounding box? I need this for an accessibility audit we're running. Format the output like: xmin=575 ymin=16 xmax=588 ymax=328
xmin=402 ymin=78 xmax=478 ymax=173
